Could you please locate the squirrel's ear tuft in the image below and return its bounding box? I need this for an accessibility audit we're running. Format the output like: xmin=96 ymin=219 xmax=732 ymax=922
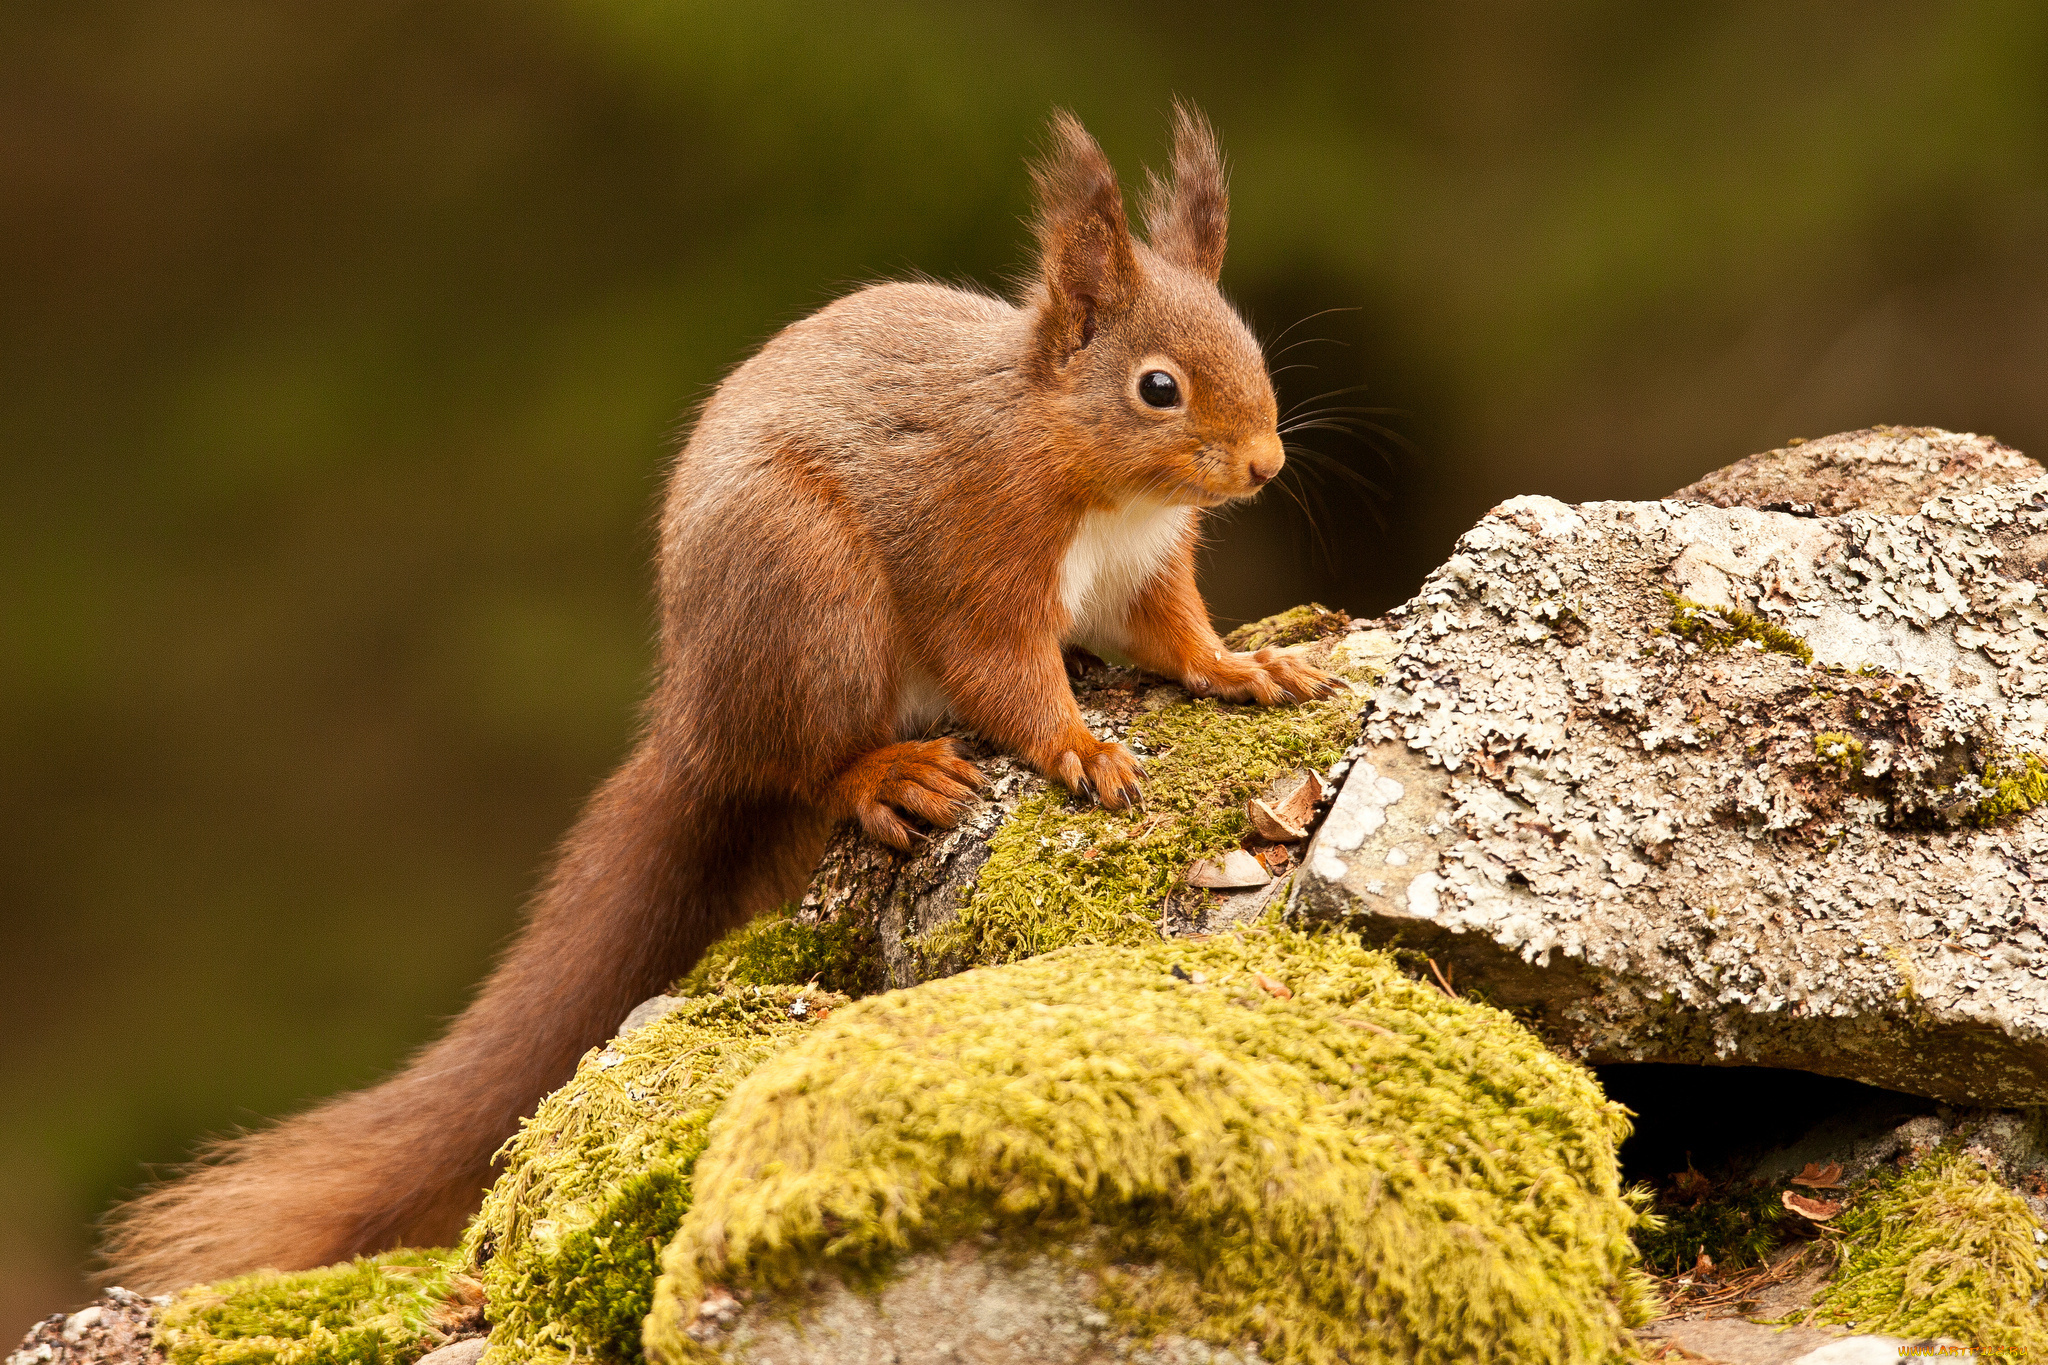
xmin=1142 ymin=101 xmax=1229 ymax=282
xmin=1029 ymin=109 xmax=1140 ymax=365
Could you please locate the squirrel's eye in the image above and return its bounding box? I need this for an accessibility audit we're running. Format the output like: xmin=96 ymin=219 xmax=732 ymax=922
xmin=1138 ymin=370 xmax=1181 ymax=409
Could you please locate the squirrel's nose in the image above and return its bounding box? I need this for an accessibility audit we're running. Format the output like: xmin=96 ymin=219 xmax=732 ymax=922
xmin=1246 ymin=436 xmax=1285 ymax=487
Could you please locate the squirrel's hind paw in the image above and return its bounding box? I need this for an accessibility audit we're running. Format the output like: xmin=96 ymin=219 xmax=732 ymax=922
xmin=828 ymin=738 xmax=984 ymax=853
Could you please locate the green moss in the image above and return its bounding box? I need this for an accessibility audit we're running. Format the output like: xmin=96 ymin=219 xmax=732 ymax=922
xmin=155 ymin=1249 xmax=462 ymax=1365
xmin=1661 ymin=590 xmax=1814 ymax=665
xmin=1967 ymin=752 xmax=2048 ymax=826
xmin=645 ymin=929 xmax=1654 ymax=1365
xmin=1221 ymin=602 xmax=1352 ymax=651
xmin=1633 ymin=1181 xmax=1785 ymax=1276
xmin=675 ymin=903 xmax=879 ymax=997
xmin=461 ymin=984 xmax=845 ymax=1365
xmin=920 ymin=669 xmax=1367 ymax=971
xmin=1813 ymin=1146 xmax=2048 ymax=1362
xmin=1812 ymin=731 xmax=1867 ymax=779
xmin=1887 ymin=946 xmax=1924 ymax=1007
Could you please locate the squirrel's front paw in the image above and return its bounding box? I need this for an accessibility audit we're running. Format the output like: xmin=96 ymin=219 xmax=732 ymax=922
xmin=1047 ymin=737 xmax=1144 ymax=810
xmin=1186 ymin=647 xmax=1339 ymax=706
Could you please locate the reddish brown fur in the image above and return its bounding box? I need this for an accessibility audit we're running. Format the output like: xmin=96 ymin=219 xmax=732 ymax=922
xmin=102 ymin=105 xmax=1331 ymax=1290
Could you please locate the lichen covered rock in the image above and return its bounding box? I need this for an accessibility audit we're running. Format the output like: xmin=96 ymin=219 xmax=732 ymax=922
xmin=461 ymin=985 xmax=845 ymax=1365
xmin=643 ymin=929 xmax=1654 ymax=1365
xmin=1669 ymin=425 xmax=2042 ymax=517
xmin=1294 ymin=458 xmax=2048 ymax=1103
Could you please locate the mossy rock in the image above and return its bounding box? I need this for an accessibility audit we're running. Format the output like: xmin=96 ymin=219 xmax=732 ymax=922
xmin=678 ymin=906 xmax=881 ymax=999
xmin=461 ymin=984 xmax=848 ymax=1365
xmin=153 ymin=1249 xmax=466 ymax=1365
xmin=1813 ymin=1144 xmax=2048 ymax=1362
xmin=643 ymin=928 xmax=1656 ymax=1364
xmin=733 ymin=609 xmax=1388 ymax=998
xmin=1221 ymin=602 xmax=1353 ymax=652
xmin=921 ymin=693 xmax=1360 ymax=972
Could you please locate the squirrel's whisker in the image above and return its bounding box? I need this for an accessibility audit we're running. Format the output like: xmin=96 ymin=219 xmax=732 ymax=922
xmin=1281 ymin=383 xmax=1377 ymax=421
xmin=1264 ymin=304 xmax=1362 ymax=350
xmin=1269 ymin=334 xmax=1351 ymax=361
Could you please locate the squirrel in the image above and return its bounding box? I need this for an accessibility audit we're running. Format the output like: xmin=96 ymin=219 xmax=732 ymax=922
xmin=104 ymin=103 xmax=1333 ymax=1290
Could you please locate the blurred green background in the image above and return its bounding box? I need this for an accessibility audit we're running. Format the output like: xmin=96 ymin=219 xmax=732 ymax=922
xmin=5 ymin=0 xmax=2047 ymax=1323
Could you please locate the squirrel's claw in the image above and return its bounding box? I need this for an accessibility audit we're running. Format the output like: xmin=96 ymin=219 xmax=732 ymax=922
xmin=1049 ymin=737 xmax=1143 ymax=810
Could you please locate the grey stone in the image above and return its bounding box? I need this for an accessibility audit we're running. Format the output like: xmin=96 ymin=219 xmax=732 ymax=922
xmin=687 ymin=1246 xmax=1264 ymax=1365
xmin=414 ymin=1339 xmax=487 ymax=1365
xmin=1638 ymin=1316 xmax=1911 ymax=1364
xmin=9 ymin=1294 xmax=159 ymax=1365
xmin=1747 ymin=1104 xmax=1937 ymax=1191
xmin=1743 ymin=1104 xmax=2046 ymax=1222
xmin=618 ymin=993 xmax=690 ymax=1035
xmin=1292 ymin=459 xmax=2048 ymax=1104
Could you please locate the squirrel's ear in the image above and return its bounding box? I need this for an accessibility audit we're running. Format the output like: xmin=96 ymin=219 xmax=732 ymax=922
xmin=1028 ymin=110 xmax=1140 ymax=364
xmin=1142 ymin=101 xmax=1228 ymax=282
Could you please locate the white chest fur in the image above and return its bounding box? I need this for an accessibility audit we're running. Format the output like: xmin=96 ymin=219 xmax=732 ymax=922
xmin=889 ymin=499 xmax=1190 ymax=739
xmin=1058 ymin=499 xmax=1193 ymax=651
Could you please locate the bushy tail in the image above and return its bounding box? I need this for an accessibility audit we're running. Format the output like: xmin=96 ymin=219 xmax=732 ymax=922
xmin=103 ymin=739 xmax=820 ymax=1291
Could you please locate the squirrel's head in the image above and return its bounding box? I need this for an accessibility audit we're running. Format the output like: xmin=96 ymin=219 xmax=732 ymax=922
xmin=1024 ymin=104 xmax=1280 ymax=509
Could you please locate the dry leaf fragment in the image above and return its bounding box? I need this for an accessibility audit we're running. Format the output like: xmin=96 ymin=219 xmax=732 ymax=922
xmin=1254 ymin=843 xmax=1293 ymax=875
xmin=1790 ymin=1160 xmax=1846 ymax=1189
xmin=1336 ymin=1016 xmax=1393 ymax=1036
xmin=1186 ymin=850 xmax=1272 ymax=888
xmin=1248 ymin=798 xmax=1308 ymax=842
xmin=1781 ymin=1190 xmax=1842 ymax=1220
xmin=1247 ymin=770 xmax=1329 ymax=842
xmin=1283 ymin=769 xmax=1328 ymax=819
xmin=1253 ymin=972 xmax=1292 ymax=999
xmin=1693 ymin=1249 xmax=1716 ymax=1277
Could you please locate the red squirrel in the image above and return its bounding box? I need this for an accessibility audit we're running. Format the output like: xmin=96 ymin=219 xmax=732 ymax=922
xmin=105 ymin=104 xmax=1332 ymax=1289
